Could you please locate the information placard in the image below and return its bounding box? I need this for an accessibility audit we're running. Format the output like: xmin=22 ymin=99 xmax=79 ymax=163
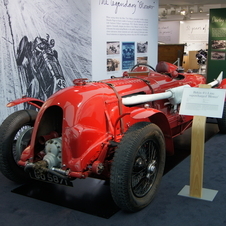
xmin=179 ymin=87 xmax=226 ymax=118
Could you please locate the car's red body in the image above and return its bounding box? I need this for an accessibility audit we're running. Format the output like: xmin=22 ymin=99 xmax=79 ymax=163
xmin=1 ymin=62 xmax=226 ymax=212
xmin=17 ymin=63 xmax=203 ymax=174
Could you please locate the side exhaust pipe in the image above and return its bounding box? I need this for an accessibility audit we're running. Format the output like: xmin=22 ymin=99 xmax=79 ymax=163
xmin=122 ymin=72 xmax=223 ymax=106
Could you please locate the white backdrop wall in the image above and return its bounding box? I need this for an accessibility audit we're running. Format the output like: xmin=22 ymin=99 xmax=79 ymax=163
xmin=180 ymin=20 xmax=209 ymax=53
xmin=158 ymin=20 xmax=209 ymax=53
xmin=91 ymin=0 xmax=159 ymax=80
xmin=158 ymin=21 xmax=180 ymax=44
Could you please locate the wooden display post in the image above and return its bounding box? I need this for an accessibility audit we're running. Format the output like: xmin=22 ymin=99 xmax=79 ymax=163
xmin=189 ymin=84 xmax=210 ymax=198
xmin=178 ymin=84 xmax=221 ymax=201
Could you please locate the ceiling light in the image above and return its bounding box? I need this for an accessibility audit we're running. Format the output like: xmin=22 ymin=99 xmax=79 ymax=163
xmin=180 ymin=9 xmax=186 ymax=15
xmin=198 ymin=7 xmax=203 ymax=13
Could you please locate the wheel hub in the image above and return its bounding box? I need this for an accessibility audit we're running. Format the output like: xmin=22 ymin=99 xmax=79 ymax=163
xmin=15 ymin=127 xmax=33 ymax=161
xmin=146 ymin=160 xmax=156 ymax=179
xmin=134 ymin=157 xmax=146 ymax=172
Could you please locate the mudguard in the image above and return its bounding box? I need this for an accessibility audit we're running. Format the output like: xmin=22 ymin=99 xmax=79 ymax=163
xmin=130 ymin=107 xmax=174 ymax=155
xmin=7 ymin=97 xmax=44 ymax=109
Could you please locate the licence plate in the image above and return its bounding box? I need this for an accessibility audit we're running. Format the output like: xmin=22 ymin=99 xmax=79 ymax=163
xmin=29 ymin=169 xmax=73 ymax=187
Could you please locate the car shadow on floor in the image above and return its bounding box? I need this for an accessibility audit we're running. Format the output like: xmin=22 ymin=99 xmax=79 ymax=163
xmin=12 ymin=121 xmax=219 ymax=219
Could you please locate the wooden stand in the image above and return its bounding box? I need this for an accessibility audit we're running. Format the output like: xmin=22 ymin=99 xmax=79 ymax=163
xmin=189 ymin=84 xmax=210 ymax=197
xmin=178 ymin=84 xmax=218 ymax=201
xmin=189 ymin=115 xmax=206 ymax=198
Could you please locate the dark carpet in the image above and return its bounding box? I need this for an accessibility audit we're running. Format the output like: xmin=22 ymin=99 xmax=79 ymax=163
xmin=0 ymin=122 xmax=225 ymax=226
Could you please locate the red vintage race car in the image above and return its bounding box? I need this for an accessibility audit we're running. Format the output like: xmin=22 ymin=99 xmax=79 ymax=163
xmin=0 ymin=62 xmax=226 ymax=212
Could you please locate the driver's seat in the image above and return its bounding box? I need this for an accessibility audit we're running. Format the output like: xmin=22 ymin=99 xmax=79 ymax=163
xmin=156 ymin=61 xmax=169 ymax=73
xmin=156 ymin=61 xmax=179 ymax=78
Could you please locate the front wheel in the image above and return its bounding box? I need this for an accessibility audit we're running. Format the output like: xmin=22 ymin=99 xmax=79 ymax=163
xmin=110 ymin=122 xmax=166 ymax=212
xmin=0 ymin=110 xmax=37 ymax=183
xmin=16 ymin=36 xmax=29 ymax=65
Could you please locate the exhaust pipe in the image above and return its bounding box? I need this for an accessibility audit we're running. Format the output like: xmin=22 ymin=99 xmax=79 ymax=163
xmin=122 ymin=84 xmax=190 ymax=105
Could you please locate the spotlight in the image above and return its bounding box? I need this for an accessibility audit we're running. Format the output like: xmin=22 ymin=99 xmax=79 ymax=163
xmin=198 ymin=7 xmax=203 ymax=13
xmin=180 ymin=9 xmax=186 ymax=15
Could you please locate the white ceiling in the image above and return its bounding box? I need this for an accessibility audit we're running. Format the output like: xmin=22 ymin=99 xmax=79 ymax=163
xmin=159 ymin=0 xmax=226 ymax=7
xmin=159 ymin=0 xmax=226 ymax=21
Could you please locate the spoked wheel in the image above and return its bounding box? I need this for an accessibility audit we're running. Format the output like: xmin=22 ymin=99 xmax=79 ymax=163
xmin=110 ymin=122 xmax=166 ymax=212
xmin=0 ymin=110 xmax=37 ymax=183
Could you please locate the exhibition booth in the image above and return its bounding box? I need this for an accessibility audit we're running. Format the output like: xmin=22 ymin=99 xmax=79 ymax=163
xmin=0 ymin=0 xmax=226 ymax=225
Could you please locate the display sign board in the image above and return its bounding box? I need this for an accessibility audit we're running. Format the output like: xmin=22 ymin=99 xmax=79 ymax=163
xmin=91 ymin=0 xmax=158 ymax=80
xmin=207 ymin=8 xmax=226 ymax=83
xmin=179 ymin=87 xmax=226 ymax=118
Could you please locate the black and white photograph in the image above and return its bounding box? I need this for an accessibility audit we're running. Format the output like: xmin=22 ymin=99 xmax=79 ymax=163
xmin=16 ymin=34 xmax=66 ymax=101
xmin=107 ymin=58 xmax=120 ymax=72
xmin=106 ymin=41 xmax=120 ymax=55
xmin=211 ymin=40 xmax=226 ymax=50
xmin=137 ymin=41 xmax=148 ymax=53
xmin=0 ymin=0 xmax=91 ymax=120
xmin=211 ymin=51 xmax=226 ymax=60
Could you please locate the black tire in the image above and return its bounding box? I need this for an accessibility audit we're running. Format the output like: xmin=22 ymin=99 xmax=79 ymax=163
xmin=217 ymin=102 xmax=226 ymax=134
xmin=16 ymin=36 xmax=29 ymax=65
xmin=110 ymin=122 xmax=166 ymax=212
xmin=0 ymin=110 xmax=37 ymax=183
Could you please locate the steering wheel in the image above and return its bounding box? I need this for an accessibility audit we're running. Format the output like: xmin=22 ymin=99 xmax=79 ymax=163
xmin=130 ymin=63 xmax=156 ymax=72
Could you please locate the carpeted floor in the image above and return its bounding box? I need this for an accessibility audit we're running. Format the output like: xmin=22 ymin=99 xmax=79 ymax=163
xmin=0 ymin=124 xmax=225 ymax=226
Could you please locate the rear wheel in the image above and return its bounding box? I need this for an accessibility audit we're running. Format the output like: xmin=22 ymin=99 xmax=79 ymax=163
xmin=0 ymin=110 xmax=37 ymax=183
xmin=217 ymin=102 xmax=226 ymax=134
xmin=110 ymin=122 xmax=166 ymax=212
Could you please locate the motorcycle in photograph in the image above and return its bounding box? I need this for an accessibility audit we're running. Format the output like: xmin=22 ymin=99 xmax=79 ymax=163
xmin=16 ymin=34 xmax=66 ymax=101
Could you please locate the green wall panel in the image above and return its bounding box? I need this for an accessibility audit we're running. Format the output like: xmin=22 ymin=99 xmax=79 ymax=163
xmin=207 ymin=8 xmax=226 ymax=83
